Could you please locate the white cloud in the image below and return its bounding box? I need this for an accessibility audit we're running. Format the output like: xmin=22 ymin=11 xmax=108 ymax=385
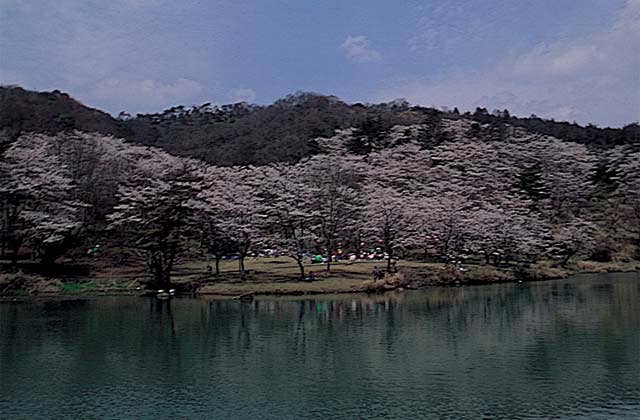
xmin=89 ymin=78 xmax=204 ymax=113
xmin=375 ymin=0 xmax=640 ymax=127
xmin=340 ymin=35 xmax=382 ymax=63
xmin=228 ymin=87 xmax=256 ymax=103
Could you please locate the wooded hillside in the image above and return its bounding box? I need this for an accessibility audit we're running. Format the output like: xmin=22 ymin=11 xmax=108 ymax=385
xmin=2 ymin=86 xmax=637 ymax=165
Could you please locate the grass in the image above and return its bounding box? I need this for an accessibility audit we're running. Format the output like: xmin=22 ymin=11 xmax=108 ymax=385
xmin=173 ymin=258 xmax=388 ymax=283
xmin=520 ymin=261 xmax=571 ymax=281
xmin=7 ymin=287 xmax=29 ymax=296
xmin=58 ymin=280 xmax=97 ymax=293
xmin=572 ymin=260 xmax=639 ymax=273
xmin=2 ymin=256 xmax=638 ymax=298
xmin=191 ymin=258 xmax=408 ymax=295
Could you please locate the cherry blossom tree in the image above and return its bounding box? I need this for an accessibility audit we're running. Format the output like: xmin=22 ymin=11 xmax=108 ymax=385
xmin=364 ymin=142 xmax=433 ymax=193
xmin=199 ymin=221 xmax=235 ymax=276
xmin=302 ymin=154 xmax=362 ymax=272
xmin=107 ymin=157 xmax=202 ymax=289
xmin=513 ymin=138 xmax=598 ymax=220
xmin=413 ymin=195 xmax=473 ymax=263
xmin=616 ymin=149 xmax=640 ymax=254
xmin=195 ymin=166 xmax=267 ymax=277
xmin=548 ymin=218 xmax=597 ymax=265
xmin=261 ymin=164 xmax=316 ymax=279
xmin=466 ymin=202 xmax=550 ymax=265
xmin=0 ymin=134 xmax=86 ymax=266
xmin=361 ymin=185 xmax=419 ymax=272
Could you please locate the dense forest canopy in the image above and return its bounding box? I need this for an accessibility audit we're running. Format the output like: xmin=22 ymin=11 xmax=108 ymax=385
xmin=0 ymin=86 xmax=639 ymax=289
xmin=1 ymin=86 xmax=638 ymax=165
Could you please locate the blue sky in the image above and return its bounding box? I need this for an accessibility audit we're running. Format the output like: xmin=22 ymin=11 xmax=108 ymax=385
xmin=1 ymin=0 xmax=638 ymax=126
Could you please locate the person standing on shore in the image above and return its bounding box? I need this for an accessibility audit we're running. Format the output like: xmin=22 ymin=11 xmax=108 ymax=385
xmin=372 ymin=266 xmax=381 ymax=281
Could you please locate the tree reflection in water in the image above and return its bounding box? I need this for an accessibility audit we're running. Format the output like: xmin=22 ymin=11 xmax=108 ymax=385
xmin=0 ymin=273 xmax=638 ymax=418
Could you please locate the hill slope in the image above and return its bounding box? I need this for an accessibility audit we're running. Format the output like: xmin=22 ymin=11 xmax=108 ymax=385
xmin=1 ymin=86 xmax=638 ymax=164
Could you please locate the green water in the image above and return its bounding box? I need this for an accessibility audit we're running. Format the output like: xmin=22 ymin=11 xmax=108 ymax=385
xmin=1 ymin=273 xmax=639 ymax=419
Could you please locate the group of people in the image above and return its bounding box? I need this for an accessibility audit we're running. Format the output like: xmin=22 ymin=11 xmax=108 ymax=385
xmin=204 ymin=259 xmax=397 ymax=283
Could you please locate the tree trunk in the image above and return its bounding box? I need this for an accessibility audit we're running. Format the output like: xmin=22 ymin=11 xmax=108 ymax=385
xmin=161 ymin=268 xmax=171 ymax=289
xmin=149 ymin=249 xmax=173 ymax=290
xmin=152 ymin=264 xmax=166 ymax=289
xmin=296 ymin=257 xmax=305 ymax=280
xmin=238 ymin=238 xmax=250 ymax=278
xmin=215 ymin=255 xmax=221 ymax=275
xmin=325 ymin=245 xmax=332 ymax=272
xmin=239 ymin=257 xmax=245 ymax=277
xmin=322 ymin=236 xmax=332 ymax=272
xmin=354 ymin=231 xmax=362 ymax=256
xmin=9 ymin=240 xmax=20 ymax=272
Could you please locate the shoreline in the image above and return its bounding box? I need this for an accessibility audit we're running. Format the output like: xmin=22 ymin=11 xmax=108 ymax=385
xmin=1 ymin=260 xmax=638 ymax=301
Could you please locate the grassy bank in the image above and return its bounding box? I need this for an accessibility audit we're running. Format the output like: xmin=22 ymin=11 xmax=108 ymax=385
xmin=1 ymin=257 xmax=638 ymax=298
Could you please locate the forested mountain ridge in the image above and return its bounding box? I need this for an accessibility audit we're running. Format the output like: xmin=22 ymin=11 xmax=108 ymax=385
xmin=0 ymin=86 xmax=128 ymax=148
xmin=1 ymin=86 xmax=638 ymax=165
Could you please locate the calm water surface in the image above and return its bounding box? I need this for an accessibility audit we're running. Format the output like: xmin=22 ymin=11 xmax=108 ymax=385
xmin=1 ymin=273 xmax=639 ymax=419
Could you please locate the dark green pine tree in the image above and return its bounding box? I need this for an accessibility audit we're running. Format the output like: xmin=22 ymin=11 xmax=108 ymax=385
xmin=516 ymin=164 xmax=550 ymax=202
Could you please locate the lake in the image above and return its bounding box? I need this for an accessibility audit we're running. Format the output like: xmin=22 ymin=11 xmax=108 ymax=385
xmin=1 ymin=273 xmax=639 ymax=419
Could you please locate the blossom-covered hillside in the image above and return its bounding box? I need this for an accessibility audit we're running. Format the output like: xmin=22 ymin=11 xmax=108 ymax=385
xmin=1 ymin=114 xmax=638 ymax=287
